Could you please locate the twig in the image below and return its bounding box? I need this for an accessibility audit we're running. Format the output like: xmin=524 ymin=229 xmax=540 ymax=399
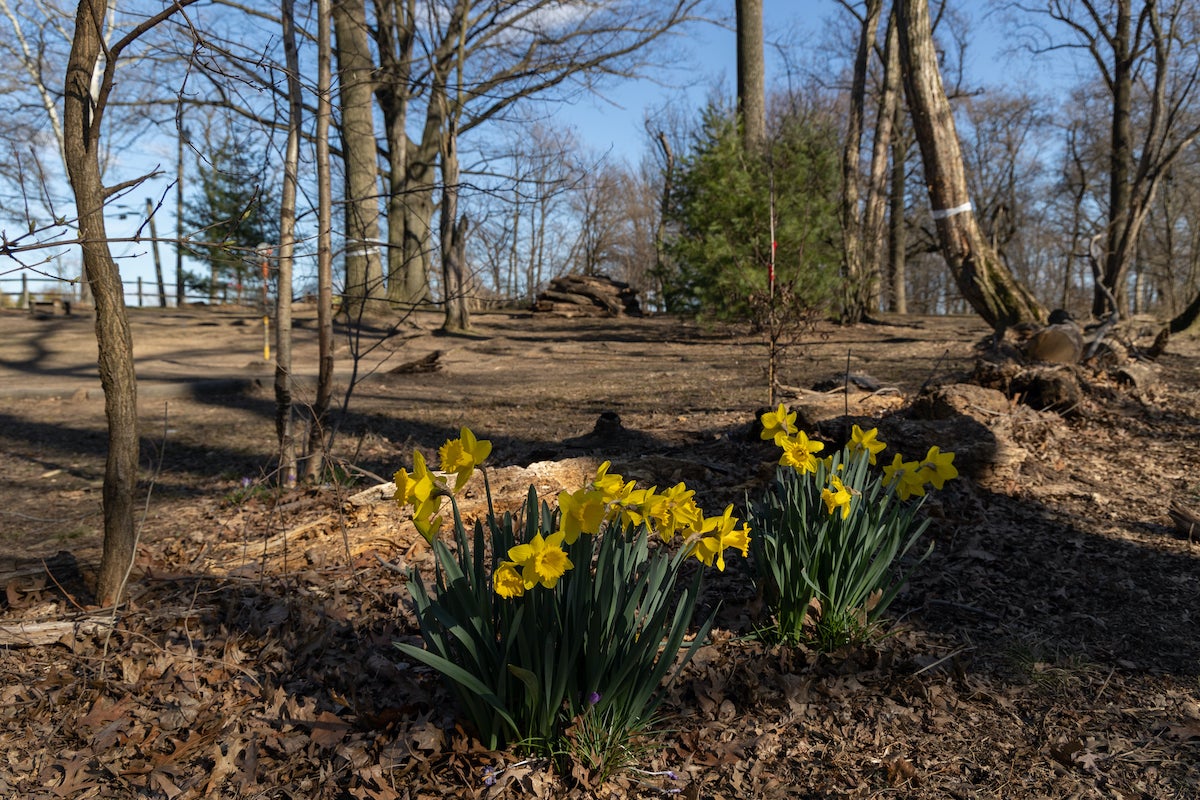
xmin=911 ymin=645 xmax=975 ymax=677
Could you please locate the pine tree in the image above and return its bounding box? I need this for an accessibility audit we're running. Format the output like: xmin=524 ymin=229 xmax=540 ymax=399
xmin=662 ymin=103 xmax=841 ymax=318
xmin=182 ymin=141 xmax=280 ymax=304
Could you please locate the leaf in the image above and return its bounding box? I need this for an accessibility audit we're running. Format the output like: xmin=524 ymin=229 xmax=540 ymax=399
xmin=310 ymin=710 xmax=350 ymax=750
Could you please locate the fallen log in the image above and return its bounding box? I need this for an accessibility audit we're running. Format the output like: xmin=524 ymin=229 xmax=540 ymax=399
xmin=0 ymin=615 xmax=113 ymax=647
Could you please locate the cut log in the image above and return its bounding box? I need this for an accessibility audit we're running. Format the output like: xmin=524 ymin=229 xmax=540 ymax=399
xmin=0 ymin=615 xmax=113 ymax=647
xmin=533 ymin=274 xmax=641 ymax=316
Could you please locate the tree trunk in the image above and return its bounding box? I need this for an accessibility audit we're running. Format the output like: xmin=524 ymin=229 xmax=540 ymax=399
xmin=304 ymin=0 xmax=336 ymax=482
xmin=62 ymin=0 xmax=197 ymax=605
xmin=439 ymin=116 xmax=471 ymax=331
xmin=863 ymin=9 xmax=899 ymax=312
xmin=735 ymin=0 xmax=766 ymax=151
xmin=332 ymin=0 xmax=386 ymax=318
xmin=1097 ymin=0 xmax=1134 ymax=317
xmin=276 ymin=0 xmax=302 ymax=487
xmin=887 ymin=130 xmax=908 ymax=314
xmin=838 ymin=0 xmax=883 ymax=323
xmin=895 ymin=0 xmax=1044 ymax=328
xmin=374 ymin=0 xmax=426 ymax=307
xmin=1169 ymin=288 xmax=1200 ymax=336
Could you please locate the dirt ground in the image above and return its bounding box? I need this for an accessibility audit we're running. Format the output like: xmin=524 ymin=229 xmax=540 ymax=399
xmin=0 ymin=304 xmax=1198 ymax=798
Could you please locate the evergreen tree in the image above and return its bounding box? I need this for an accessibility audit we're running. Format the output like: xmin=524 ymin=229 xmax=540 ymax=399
xmin=662 ymin=102 xmax=841 ymax=318
xmin=182 ymin=140 xmax=280 ymax=303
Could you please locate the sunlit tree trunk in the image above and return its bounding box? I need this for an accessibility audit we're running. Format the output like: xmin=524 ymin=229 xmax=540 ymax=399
xmin=275 ymin=0 xmax=302 ymax=487
xmin=304 ymin=0 xmax=336 ymax=481
xmin=63 ymin=0 xmax=198 ymax=605
xmin=735 ymin=0 xmax=765 ymax=151
xmin=332 ymin=0 xmax=386 ymax=317
xmin=838 ymin=0 xmax=883 ymax=323
xmin=896 ymin=0 xmax=1044 ymax=328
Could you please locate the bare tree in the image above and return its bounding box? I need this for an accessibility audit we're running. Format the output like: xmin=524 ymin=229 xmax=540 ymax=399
xmin=896 ymin=0 xmax=1045 ymax=328
xmin=333 ymin=0 xmax=387 ymax=317
xmin=366 ymin=0 xmax=706 ymax=330
xmin=62 ymin=0 xmax=198 ymax=606
xmin=303 ymin=0 xmax=337 ymax=481
xmin=836 ymin=0 xmax=885 ymax=322
xmin=1029 ymin=0 xmax=1200 ymax=317
xmin=275 ymin=0 xmax=303 ymax=486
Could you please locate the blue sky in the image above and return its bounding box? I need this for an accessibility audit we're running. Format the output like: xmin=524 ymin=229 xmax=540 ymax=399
xmin=7 ymin=1 xmax=1077 ymax=305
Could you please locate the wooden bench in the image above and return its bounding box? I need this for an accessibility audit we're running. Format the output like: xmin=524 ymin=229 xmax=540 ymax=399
xmin=28 ymin=297 xmax=72 ymax=316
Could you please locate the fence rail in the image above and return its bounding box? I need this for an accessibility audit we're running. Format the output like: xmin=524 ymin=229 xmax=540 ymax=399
xmin=0 ymin=275 xmax=252 ymax=311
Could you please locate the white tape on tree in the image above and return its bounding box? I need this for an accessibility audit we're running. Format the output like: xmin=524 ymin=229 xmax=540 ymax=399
xmin=931 ymin=202 xmax=973 ymax=220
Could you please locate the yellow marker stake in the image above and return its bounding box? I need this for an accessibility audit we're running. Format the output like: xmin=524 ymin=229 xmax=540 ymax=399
xmin=263 ymin=315 xmax=270 ymax=361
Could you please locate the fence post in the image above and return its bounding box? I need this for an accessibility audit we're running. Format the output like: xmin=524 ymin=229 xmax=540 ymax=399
xmin=138 ymin=277 xmax=144 ymax=307
xmin=20 ymin=274 xmax=29 ymax=309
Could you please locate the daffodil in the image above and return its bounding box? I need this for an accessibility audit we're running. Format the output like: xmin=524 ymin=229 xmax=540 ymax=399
xmin=778 ymin=431 xmax=825 ymax=474
xmin=558 ymin=487 xmax=607 ymax=544
xmin=760 ymin=403 xmax=799 ymax=443
xmin=849 ymin=425 xmax=886 ymax=465
xmin=394 ymin=449 xmax=439 ymax=507
xmin=882 ymin=453 xmax=926 ymax=501
xmin=438 ymin=426 xmax=492 ymax=492
xmin=653 ymin=482 xmax=703 ymax=542
xmin=821 ymin=475 xmax=854 ymax=519
xmin=689 ymin=505 xmax=751 ymax=572
xmin=508 ymin=531 xmax=574 ymax=589
xmin=618 ymin=487 xmax=665 ymax=530
xmin=492 ymin=561 xmax=525 ymax=598
xmin=395 ymin=450 xmax=447 ymax=541
xmin=919 ymin=446 xmax=958 ymax=490
xmin=412 ymin=501 xmax=445 ymax=542
xmin=592 ymin=461 xmax=635 ymax=503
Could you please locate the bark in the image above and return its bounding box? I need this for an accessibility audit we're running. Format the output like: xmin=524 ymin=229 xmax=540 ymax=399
xmin=838 ymin=0 xmax=883 ymax=323
xmin=62 ymin=0 xmax=197 ymax=606
xmin=1099 ymin=0 xmax=1135 ymax=317
xmin=888 ymin=122 xmax=909 ymax=314
xmin=276 ymin=0 xmax=302 ymax=487
xmin=332 ymin=0 xmax=386 ymax=317
xmin=374 ymin=0 xmax=426 ymax=307
xmin=439 ymin=116 xmax=471 ymax=331
xmin=735 ymin=0 xmax=766 ymax=151
xmin=895 ymin=0 xmax=1044 ymax=328
xmin=654 ymin=131 xmax=675 ymax=312
xmin=864 ymin=9 xmax=900 ymax=312
xmin=304 ymin=0 xmax=336 ymax=482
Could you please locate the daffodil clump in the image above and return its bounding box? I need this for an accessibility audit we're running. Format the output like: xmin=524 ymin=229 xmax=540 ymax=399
xmin=489 ymin=462 xmax=750 ymax=599
xmin=750 ymin=405 xmax=956 ymax=649
xmin=393 ymin=427 xmax=745 ymax=760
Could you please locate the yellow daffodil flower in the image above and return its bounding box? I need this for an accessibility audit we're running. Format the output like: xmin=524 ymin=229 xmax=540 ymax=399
xmin=849 ymin=424 xmax=887 ymax=465
xmin=508 ymin=531 xmax=574 ymax=589
xmin=591 ymin=461 xmax=633 ymax=505
xmin=821 ymin=475 xmax=853 ymax=519
xmin=618 ymin=487 xmax=665 ymax=530
xmin=395 ymin=450 xmax=446 ymax=541
xmin=760 ymin=403 xmax=799 ymax=443
xmin=653 ymin=482 xmax=704 ymax=542
xmin=412 ymin=499 xmax=445 ymax=542
xmin=558 ymin=487 xmax=607 ymax=544
xmin=882 ymin=453 xmax=926 ymax=501
xmin=689 ymin=505 xmax=751 ymax=572
xmin=919 ymin=446 xmax=958 ymax=489
xmin=492 ymin=561 xmax=525 ymax=598
xmin=778 ymin=431 xmax=825 ymax=474
xmin=438 ymin=426 xmax=492 ymax=492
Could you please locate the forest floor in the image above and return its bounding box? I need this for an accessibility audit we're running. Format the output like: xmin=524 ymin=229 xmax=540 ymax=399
xmin=0 ymin=304 xmax=1198 ymax=799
